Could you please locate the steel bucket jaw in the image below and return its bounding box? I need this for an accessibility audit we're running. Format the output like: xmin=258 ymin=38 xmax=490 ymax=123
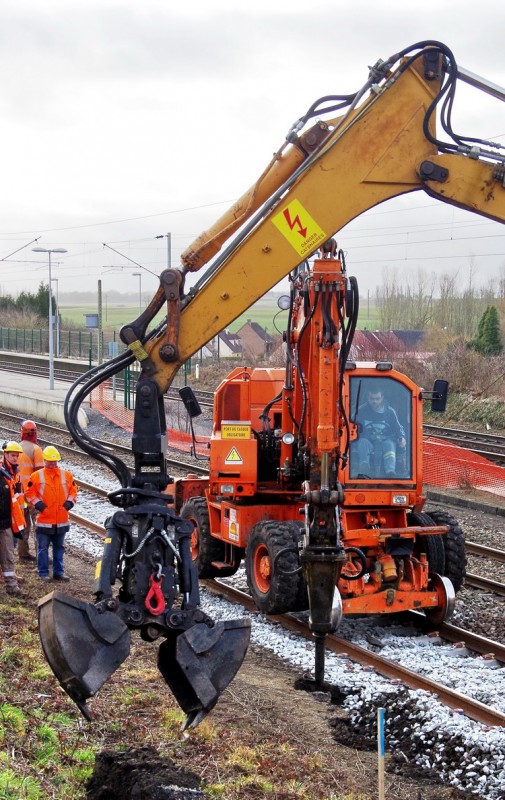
xmin=39 ymin=591 xmax=251 ymax=729
xmin=158 ymin=618 xmax=252 ymax=731
xmin=38 ymin=591 xmax=131 ymax=720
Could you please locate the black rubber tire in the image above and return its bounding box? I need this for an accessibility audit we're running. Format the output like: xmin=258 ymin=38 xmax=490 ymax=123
xmin=408 ymin=511 xmax=445 ymax=575
xmin=284 ymin=521 xmax=309 ymax=611
xmin=180 ymin=496 xmax=237 ymax=579
xmin=426 ymin=509 xmax=466 ymax=593
xmin=245 ymin=520 xmax=302 ymax=614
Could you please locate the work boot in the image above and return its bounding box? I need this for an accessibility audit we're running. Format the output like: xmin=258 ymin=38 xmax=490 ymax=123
xmin=39 ymin=576 xmax=50 ymax=582
xmin=53 ymin=574 xmax=70 ymax=582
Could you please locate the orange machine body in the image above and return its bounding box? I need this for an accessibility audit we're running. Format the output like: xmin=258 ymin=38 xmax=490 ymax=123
xmin=172 ymin=258 xmax=451 ymax=618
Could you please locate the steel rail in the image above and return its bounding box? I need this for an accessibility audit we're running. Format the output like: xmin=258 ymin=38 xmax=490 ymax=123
xmin=203 ymin=579 xmax=505 ymax=727
xmin=464 ymin=572 xmax=505 ymax=597
xmin=466 ymin=541 xmax=505 ymax=563
xmin=408 ymin=611 xmax=505 ymax=662
xmin=68 ymin=510 xmax=105 ymax=536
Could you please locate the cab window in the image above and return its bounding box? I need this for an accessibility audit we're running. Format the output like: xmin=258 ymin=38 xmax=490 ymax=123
xmin=349 ymin=377 xmax=412 ymax=480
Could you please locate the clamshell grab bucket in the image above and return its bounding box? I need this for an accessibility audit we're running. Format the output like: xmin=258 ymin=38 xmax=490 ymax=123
xmin=158 ymin=618 xmax=252 ymax=730
xmin=38 ymin=591 xmax=131 ymax=720
xmin=38 ymin=591 xmax=251 ymax=729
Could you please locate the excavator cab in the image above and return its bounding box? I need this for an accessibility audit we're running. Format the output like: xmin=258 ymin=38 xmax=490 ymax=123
xmin=348 ymin=373 xmax=413 ymax=481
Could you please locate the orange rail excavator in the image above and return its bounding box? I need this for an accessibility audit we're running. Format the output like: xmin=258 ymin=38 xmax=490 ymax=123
xmin=39 ymin=40 xmax=505 ymax=723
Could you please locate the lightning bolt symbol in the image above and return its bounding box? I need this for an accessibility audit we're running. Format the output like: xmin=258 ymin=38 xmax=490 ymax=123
xmin=283 ymin=207 xmax=307 ymax=238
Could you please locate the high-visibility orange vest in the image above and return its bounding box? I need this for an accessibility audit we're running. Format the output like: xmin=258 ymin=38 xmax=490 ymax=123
xmin=0 ymin=465 xmax=25 ymax=534
xmin=25 ymin=467 xmax=77 ymax=532
xmin=18 ymin=442 xmax=44 ymax=490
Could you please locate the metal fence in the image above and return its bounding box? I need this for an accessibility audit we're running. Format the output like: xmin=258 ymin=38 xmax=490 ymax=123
xmin=0 ymin=327 xmax=191 ymax=410
xmin=0 ymin=327 xmax=127 ymax=362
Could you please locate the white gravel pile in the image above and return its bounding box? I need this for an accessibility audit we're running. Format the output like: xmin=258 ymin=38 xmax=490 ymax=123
xmin=62 ymin=461 xmax=505 ymax=798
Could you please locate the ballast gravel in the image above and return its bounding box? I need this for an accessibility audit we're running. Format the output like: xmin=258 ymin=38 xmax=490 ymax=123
xmin=64 ymin=460 xmax=505 ymax=798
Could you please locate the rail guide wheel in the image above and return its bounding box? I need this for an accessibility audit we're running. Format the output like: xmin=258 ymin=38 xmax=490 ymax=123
xmin=425 ymin=573 xmax=456 ymax=624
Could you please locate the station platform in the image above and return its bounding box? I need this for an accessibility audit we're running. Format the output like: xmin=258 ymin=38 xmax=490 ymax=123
xmin=0 ymin=370 xmax=89 ymax=428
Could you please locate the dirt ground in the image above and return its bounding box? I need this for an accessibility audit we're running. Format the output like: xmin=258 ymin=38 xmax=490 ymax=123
xmin=32 ymin=546 xmax=467 ymax=800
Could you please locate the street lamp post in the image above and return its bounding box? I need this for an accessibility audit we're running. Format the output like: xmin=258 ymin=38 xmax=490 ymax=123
xmin=32 ymin=247 xmax=67 ymax=389
xmin=132 ymin=272 xmax=142 ymax=314
xmin=155 ymin=233 xmax=171 ymax=267
xmin=52 ymin=278 xmax=60 ymax=357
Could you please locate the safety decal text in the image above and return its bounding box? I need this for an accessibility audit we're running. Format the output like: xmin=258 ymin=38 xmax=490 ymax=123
xmin=272 ymin=198 xmax=327 ymax=256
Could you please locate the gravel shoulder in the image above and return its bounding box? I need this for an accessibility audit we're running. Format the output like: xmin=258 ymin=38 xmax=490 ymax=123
xmin=5 ymin=411 xmax=504 ymax=798
xmin=21 ymin=544 xmax=462 ymax=800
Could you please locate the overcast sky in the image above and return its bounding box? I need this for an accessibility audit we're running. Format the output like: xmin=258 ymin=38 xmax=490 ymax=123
xmin=2 ymin=0 xmax=505 ymax=306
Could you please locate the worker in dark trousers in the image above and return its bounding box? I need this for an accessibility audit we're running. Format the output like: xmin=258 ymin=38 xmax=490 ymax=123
xmin=0 ymin=442 xmax=26 ymax=595
xmin=25 ymin=446 xmax=77 ymax=582
xmin=17 ymin=419 xmax=44 ymax=562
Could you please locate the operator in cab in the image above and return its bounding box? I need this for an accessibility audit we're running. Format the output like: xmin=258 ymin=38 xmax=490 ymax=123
xmin=352 ymin=387 xmax=406 ymax=478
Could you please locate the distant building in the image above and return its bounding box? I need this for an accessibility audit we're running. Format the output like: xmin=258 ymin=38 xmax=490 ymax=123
xmin=217 ymin=329 xmax=243 ymax=359
xmin=236 ymin=320 xmax=277 ymax=360
xmin=350 ymin=329 xmax=428 ymax=360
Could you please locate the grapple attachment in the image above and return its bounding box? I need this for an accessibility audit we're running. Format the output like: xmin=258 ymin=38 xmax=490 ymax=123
xmin=38 ymin=591 xmax=131 ymax=720
xmin=158 ymin=618 xmax=252 ymax=730
xmin=38 ymin=590 xmax=251 ymax=729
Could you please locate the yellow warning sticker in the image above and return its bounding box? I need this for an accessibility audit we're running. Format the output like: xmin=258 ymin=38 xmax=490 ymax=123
xmin=225 ymin=447 xmax=243 ymax=465
xmin=222 ymin=422 xmax=251 ymax=439
xmin=272 ymin=198 xmax=327 ymax=257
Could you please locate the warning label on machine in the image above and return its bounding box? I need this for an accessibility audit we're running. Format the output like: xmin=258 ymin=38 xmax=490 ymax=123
xmin=221 ymin=421 xmax=251 ymax=439
xmin=225 ymin=447 xmax=243 ymax=465
xmin=272 ymin=198 xmax=327 ymax=256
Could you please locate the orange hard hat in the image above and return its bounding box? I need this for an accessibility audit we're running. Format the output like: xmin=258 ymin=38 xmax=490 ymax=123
xmin=21 ymin=420 xmax=37 ymax=432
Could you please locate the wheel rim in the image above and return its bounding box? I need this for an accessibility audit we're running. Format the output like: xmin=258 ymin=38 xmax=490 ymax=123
xmin=426 ymin=573 xmax=456 ymax=623
xmin=252 ymin=543 xmax=272 ymax=594
xmin=189 ymin=519 xmax=199 ymax=562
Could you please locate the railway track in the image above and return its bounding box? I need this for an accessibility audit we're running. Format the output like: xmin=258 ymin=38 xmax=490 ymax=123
xmin=0 ymin=361 xmax=215 ymax=408
xmin=65 ymin=481 xmax=505 ymax=728
xmin=424 ymin=423 xmax=505 ymax=463
xmin=0 ymin=410 xmax=209 ymax=477
xmin=203 ymin=579 xmax=505 ymax=727
xmin=465 ymin=541 xmax=505 ymax=596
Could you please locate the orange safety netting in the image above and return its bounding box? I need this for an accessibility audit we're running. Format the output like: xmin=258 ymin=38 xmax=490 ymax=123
xmin=90 ymin=385 xmax=210 ymax=457
xmin=424 ymin=437 xmax=505 ymax=497
xmin=90 ymin=387 xmax=505 ymax=494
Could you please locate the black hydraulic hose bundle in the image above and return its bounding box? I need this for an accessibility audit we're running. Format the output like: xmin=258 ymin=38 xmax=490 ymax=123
xmin=64 ymin=312 xmax=172 ymax=486
xmin=384 ymin=40 xmax=505 ymax=161
xmin=64 ymin=350 xmax=135 ymax=486
xmin=295 ymin=281 xmax=320 ymax=436
xmin=336 ymin=271 xmax=359 ymax=463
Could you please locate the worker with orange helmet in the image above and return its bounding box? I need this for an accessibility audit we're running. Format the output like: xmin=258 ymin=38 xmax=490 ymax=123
xmin=25 ymin=445 xmax=77 ymax=582
xmin=0 ymin=442 xmax=26 ymax=595
xmin=17 ymin=419 xmax=44 ymax=562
